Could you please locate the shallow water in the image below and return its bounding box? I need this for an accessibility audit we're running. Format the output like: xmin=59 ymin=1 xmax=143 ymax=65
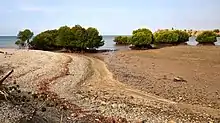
xmin=100 ymin=35 xmax=129 ymax=50
xmin=186 ymin=36 xmax=220 ymax=46
xmin=186 ymin=36 xmax=198 ymax=46
xmin=215 ymin=37 xmax=220 ymax=45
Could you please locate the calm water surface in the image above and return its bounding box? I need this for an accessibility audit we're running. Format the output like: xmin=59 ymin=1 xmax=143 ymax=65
xmin=0 ymin=36 xmax=17 ymax=48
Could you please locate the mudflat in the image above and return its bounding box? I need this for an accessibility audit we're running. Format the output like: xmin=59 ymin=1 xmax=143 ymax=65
xmin=101 ymin=46 xmax=220 ymax=114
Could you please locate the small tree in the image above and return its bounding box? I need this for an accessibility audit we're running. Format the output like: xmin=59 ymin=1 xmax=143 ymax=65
xmin=114 ymin=36 xmax=130 ymax=45
xmin=196 ymin=31 xmax=217 ymax=44
xmin=130 ymin=28 xmax=153 ymax=47
xmin=15 ymin=29 xmax=34 ymax=48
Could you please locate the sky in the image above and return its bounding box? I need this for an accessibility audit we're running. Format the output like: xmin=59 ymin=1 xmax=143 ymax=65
xmin=0 ymin=0 xmax=220 ymax=35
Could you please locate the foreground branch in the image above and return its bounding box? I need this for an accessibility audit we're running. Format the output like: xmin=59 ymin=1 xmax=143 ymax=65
xmin=0 ymin=70 xmax=14 ymax=85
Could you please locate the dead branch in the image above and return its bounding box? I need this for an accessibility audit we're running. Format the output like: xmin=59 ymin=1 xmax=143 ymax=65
xmin=60 ymin=109 xmax=63 ymax=123
xmin=0 ymin=70 xmax=14 ymax=85
xmin=0 ymin=90 xmax=9 ymax=100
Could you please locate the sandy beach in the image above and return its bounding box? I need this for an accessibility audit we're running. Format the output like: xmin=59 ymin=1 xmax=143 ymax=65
xmin=0 ymin=47 xmax=220 ymax=122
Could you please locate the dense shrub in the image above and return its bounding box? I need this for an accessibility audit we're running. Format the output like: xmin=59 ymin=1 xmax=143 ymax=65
xmin=31 ymin=25 xmax=104 ymax=51
xmin=86 ymin=27 xmax=104 ymax=49
xmin=196 ymin=31 xmax=217 ymax=44
xmin=113 ymin=36 xmax=130 ymax=45
xmin=130 ymin=28 xmax=153 ymax=47
xmin=55 ymin=26 xmax=73 ymax=48
xmin=154 ymin=30 xmax=179 ymax=44
xmin=31 ymin=30 xmax=58 ymax=50
xmin=174 ymin=30 xmax=190 ymax=43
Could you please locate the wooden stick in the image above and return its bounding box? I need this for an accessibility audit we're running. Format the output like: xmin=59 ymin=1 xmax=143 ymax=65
xmin=60 ymin=109 xmax=63 ymax=123
xmin=0 ymin=70 xmax=14 ymax=85
xmin=0 ymin=51 xmax=4 ymax=54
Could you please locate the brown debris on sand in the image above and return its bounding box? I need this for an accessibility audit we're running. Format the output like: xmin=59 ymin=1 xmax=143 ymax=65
xmin=173 ymin=76 xmax=187 ymax=82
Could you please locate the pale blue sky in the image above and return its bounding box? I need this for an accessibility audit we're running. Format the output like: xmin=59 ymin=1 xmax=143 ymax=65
xmin=0 ymin=0 xmax=220 ymax=35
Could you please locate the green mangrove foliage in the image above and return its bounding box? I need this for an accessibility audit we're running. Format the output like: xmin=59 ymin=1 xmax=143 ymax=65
xmin=31 ymin=29 xmax=58 ymax=50
xmin=130 ymin=28 xmax=153 ymax=47
xmin=15 ymin=29 xmax=34 ymax=47
xmin=154 ymin=30 xmax=179 ymax=44
xmin=113 ymin=36 xmax=131 ymax=45
xmin=173 ymin=30 xmax=190 ymax=43
xmin=31 ymin=25 xmax=104 ymax=50
xmin=196 ymin=31 xmax=218 ymax=44
xmin=86 ymin=27 xmax=104 ymax=49
xmin=154 ymin=30 xmax=189 ymax=44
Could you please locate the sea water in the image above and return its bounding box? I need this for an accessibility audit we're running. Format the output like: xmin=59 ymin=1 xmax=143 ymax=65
xmin=0 ymin=36 xmax=17 ymax=48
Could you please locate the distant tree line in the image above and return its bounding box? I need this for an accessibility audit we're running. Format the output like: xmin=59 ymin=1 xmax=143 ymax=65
xmin=16 ymin=27 xmax=220 ymax=51
xmin=15 ymin=25 xmax=104 ymax=51
xmin=113 ymin=28 xmax=190 ymax=49
xmin=114 ymin=28 xmax=220 ymax=48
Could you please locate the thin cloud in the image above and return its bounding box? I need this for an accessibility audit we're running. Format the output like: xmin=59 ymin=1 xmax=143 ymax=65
xmin=20 ymin=7 xmax=44 ymax=12
xmin=19 ymin=5 xmax=59 ymax=13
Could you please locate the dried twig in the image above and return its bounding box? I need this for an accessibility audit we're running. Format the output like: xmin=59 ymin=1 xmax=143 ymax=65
xmin=0 ymin=70 xmax=14 ymax=85
xmin=0 ymin=90 xmax=8 ymax=100
xmin=60 ymin=109 xmax=63 ymax=123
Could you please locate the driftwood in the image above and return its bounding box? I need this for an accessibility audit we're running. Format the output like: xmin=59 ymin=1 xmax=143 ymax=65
xmin=0 ymin=70 xmax=13 ymax=100
xmin=173 ymin=76 xmax=187 ymax=82
xmin=0 ymin=70 xmax=14 ymax=85
xmin=0 ymin=51 xmax=12 ymax=55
